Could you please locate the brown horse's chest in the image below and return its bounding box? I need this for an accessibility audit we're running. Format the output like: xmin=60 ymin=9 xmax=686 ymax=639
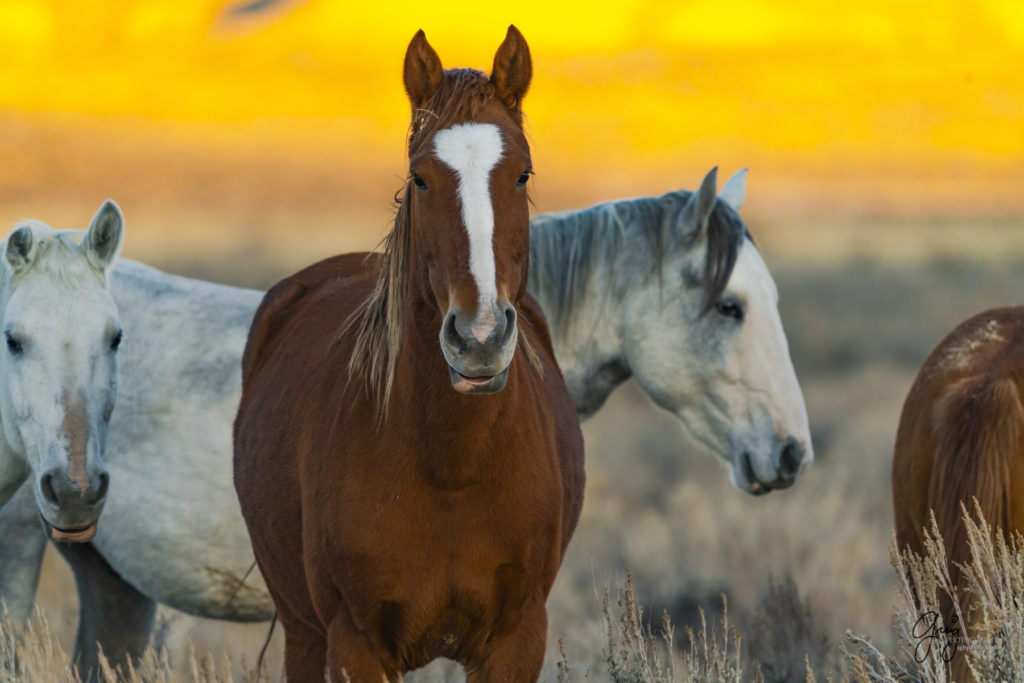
xmin=308 ymin=444 xmax=563 ymax=667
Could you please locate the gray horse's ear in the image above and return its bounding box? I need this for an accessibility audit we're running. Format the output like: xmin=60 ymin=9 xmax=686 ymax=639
xmin=678 ymin=166 xmax=719 ymax=240
xmin=719 ymin=168 xmax=747 ymax=211
xmin=83 ymin=200 xmax=124 ymax=271
xmin=5 ymin=225 xmax=36 ymax=273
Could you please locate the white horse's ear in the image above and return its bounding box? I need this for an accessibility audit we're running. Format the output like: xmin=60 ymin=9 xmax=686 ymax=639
xmin=5 ymin=225 xmax=36 ymax=273
xmin=679 ymin=166 xmax=718 ymax=240
xmin=83 ymin=200 xmax=124 ymax=272
xmin=719 ymin=168 xmax=747 ymax=211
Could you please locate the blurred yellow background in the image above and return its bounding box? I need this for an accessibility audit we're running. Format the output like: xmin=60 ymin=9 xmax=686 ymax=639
xmin=0 ymin=0 xmax=1021 ymax=269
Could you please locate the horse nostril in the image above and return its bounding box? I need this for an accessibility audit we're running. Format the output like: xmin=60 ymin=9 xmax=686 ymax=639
xmin=41 ymin=472 xmax=58 ymax=506
xmin=95 ymin=471 xmax=110 ymax=503
xmin=778 ymin=438 xmax=803 ymax=479
xmin=443 ymin=313 xmax=467 ymax=353
xmin=500 ymin=305 xmax=516 ymax=344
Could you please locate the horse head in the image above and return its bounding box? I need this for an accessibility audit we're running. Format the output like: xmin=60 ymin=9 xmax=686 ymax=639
xmin=625 ymin=168 xmax=813 ymax=494
xmin=402 ymin=27 xmax=533 ymax=395
xmin=0 ymin=201 xmax=124 ymax=540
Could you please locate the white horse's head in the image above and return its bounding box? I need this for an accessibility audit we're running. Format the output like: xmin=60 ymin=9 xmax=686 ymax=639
xmin=0 ymin=201 xmax=124 ymax=540
xmin=623 ymin=168 xmax=812 ymax=494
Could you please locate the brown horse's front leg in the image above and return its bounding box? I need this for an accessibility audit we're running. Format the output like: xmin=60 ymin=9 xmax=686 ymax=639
xmin=466 ymin=603 xmax=548 ymax=683
xmin=277 ymin=610 xmax=328 ymax=683
xmin=326 ymin=612 xmax=395 ymax=682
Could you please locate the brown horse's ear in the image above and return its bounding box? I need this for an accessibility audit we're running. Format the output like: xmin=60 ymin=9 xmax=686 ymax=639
xmin=490 ymin=25 xmax=532 ymax=111
xmin=403 ymin=29 xmax=443 ymax=110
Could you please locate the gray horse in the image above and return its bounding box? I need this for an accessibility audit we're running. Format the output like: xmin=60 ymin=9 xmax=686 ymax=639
xmin=0 ymin=167 xmax=811 ymax=674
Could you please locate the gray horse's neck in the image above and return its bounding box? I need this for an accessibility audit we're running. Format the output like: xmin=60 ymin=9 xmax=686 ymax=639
xmin=529 ymin=197 xmax=673 ymax=419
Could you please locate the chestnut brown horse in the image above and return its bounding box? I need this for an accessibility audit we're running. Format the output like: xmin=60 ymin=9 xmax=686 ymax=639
xmin=893 ymin=305 xmax=1024 ymax=652
xmin=233 ymin=27 xmax=584 ymax=682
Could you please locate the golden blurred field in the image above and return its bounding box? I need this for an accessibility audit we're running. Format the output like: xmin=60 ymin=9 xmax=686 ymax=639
xmin=2 ymin=0 xmax=1024 ymax=679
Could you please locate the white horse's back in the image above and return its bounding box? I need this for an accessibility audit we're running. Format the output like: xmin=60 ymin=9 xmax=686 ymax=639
xmin=97 ymin=260 xmax=272 ymax=619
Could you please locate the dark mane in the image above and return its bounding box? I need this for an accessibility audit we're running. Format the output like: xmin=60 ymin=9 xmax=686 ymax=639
xmin=529 ymin=191 xmax=749 ymax=341
xmin=346 ymin=69 xmax=513 ymax=410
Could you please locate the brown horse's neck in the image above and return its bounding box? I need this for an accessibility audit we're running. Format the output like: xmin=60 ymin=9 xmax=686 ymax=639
xmin=385 ymin=297 xmax=524 ymax=488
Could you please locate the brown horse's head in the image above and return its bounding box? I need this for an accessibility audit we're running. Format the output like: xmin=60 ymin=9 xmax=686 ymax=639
xmin=401 ymin=27 xmax=532 ymax=395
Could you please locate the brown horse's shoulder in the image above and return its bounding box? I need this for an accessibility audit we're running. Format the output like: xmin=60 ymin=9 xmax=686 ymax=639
xmin=242 ymin=253 xmax=382 ymax=379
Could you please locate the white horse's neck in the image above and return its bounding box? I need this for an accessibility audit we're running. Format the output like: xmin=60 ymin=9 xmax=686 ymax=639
xmin=528 ymin=208 xmax=638 ymax=419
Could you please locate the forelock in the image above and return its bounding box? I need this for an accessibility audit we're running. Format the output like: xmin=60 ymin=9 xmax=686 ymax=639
xmin=4 ymin=223 xmax=105 ymax=290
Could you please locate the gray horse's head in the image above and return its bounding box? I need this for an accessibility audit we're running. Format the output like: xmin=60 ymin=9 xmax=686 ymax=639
xmin=622 ymin=168 xmax=812 ymax=494
xmin=0 ymin=201 xmax=124 ymax=540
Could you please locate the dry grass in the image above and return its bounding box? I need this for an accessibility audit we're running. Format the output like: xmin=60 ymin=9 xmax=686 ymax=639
xmin=0 ymin=607 xmax=266 ymax=683
xmin=845 ymin=503 xmax=1024 ymax=682
xmin=597 ymin=574 xmax=749 ymax=683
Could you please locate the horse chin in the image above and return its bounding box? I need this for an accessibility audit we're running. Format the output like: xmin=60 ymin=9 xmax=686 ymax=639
xmin=448 ymin=366 xmax=509 ymax=394
xmin=39 ymin=516 xmax=99 ymax=543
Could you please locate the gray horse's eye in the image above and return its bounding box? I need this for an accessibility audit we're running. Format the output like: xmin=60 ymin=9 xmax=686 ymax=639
xmin=5 ymin=332 xmax=22 ymax=355
xmin=110 ymin=330 xmax=123 ymax=352
xmin=715 ymin=299 xmax=745 ymax=322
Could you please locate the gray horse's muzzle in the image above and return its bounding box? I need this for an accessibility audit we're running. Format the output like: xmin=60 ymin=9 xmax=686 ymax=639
xmin=36 ymin=455 xmax=110 ymax=542
xmin=735 ymin=435 xmax=809 ymax=496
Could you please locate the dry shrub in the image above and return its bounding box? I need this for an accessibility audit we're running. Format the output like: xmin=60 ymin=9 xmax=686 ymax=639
xmin=599 ymin=573 xmax=771 ymax=683
xmin=0 ymin=606 xmax=264 ymax=683
xmin=746 ymin=575 xmax=834 ymax=682
xmin=845 ymin=501 xmax=1024 ymax=682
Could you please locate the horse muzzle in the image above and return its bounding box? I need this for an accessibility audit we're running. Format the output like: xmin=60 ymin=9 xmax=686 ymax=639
xmin=35 ymin=464 xmax=109 ymax=542
xmin=440 ymin=302 xmax=518 ymax=395
xmin=733 ymin=435 xmax=810 ymax=496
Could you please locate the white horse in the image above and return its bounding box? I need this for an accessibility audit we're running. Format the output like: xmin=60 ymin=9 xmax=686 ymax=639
xmin=0 ymin=168 xmax=812 ymax=674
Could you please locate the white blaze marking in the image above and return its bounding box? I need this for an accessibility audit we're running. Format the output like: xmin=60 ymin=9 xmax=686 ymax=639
xmin=433 ymin=123 xmax=504 ymax=342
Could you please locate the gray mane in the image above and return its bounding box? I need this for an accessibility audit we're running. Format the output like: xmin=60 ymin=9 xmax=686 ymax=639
xmin=529 ymin=190 xmax=749 ymax=340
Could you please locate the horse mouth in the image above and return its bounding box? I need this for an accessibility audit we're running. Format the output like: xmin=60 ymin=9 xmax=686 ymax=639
xmin=448 ymin=366 xmax=509 ymax=394
xmin=40 ymin=517 xmax=98 ymax=543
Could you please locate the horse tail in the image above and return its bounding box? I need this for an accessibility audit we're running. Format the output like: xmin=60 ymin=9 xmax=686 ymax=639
xmin=929 ymin=373 xmax=1024 ymax=602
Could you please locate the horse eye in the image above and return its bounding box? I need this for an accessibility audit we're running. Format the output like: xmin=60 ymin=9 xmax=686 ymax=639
xmin=516 ymin=171 xmax=531 ymax=188
xmin=412 ymin=174 xmax=428 ymax=190
xmin=110 ymin=330 xmax=123 ymax=351
xmin=715 ymin=300 xmax=745 ymax=322
xmin=5 ymin=332 xmax=22 ymax=355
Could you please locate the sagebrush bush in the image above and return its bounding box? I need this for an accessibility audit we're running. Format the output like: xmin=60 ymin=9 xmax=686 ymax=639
xmin=845 ymin=502 xmax=1024 ymax=682
xmin=597 ymin=573 xmax=769 ymax=683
